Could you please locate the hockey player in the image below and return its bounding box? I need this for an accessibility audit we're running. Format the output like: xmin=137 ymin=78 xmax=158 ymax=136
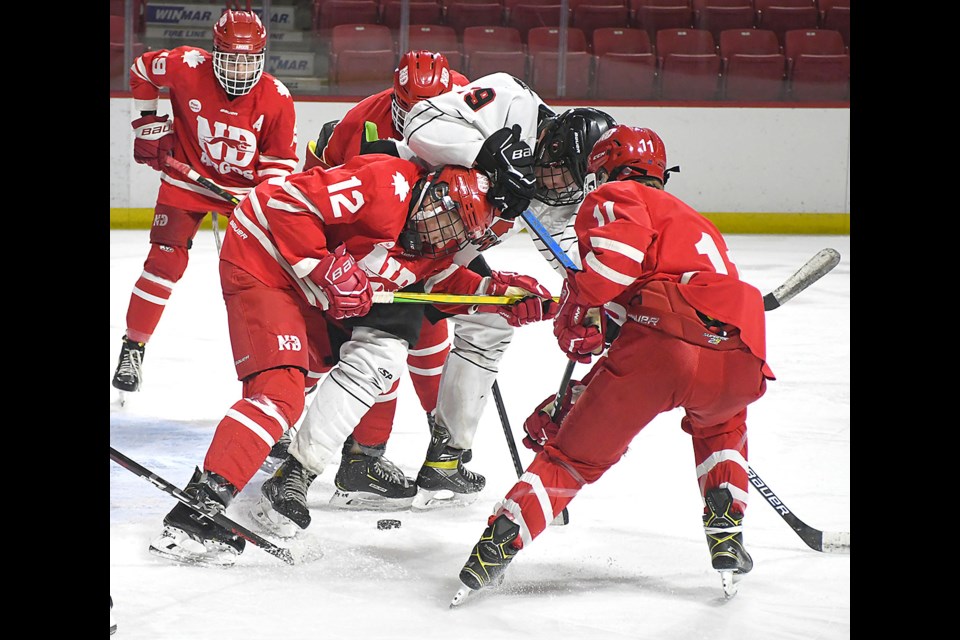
xmin=454 ymin=126 xmax=775 ymax=603
xmin=147 ymin=152 xmax=551 ymax=563
xmin=262 ymin=51 xmax=471 ymax=511
xmin=111 ymin=4 xmax=298 ymax=400
xmin=397 ymin=86 xmax=618 ymax=508
xmin=259 ymin=79 xmax=616 ymax=517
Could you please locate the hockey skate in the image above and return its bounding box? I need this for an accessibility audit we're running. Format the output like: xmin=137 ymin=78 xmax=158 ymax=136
xmin=112 ymin=335 xmax=145 ymax=404
xmin=426 ymin=412 xmax=470 ymax=463
xmin=251 ymin=455 xmax=317 ymax=538
xmin=148 ymin=468 xmax=245 ymax=566
xmin=328 ymin=437 xmax=417 ymax=510
xmin=703 ymin=487 xmax=754 ymax=598
xmin=451 ymin=514 xmax=522 ymax=607
xmin=413 ymin=422 xmax=485 ymax=510
xmin=260 ymin=430 xmax=293 ymax=474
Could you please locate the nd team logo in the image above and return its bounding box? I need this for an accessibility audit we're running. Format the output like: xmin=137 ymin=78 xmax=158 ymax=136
xmin=197 ymin=116 xmax=259 ymax=180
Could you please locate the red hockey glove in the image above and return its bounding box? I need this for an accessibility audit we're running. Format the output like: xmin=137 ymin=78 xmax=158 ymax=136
xmin=476 ymin=271 xmax=559 ymax=327
xmin=521 ymin=380 xmax=584 ymax=452
xmin=131 ymin=114 xmax=175 ymax=171
xmin=553 ymin=277 xmax=606 ymax=363
xmin=314 ymin=245 xmax=373 ymax=319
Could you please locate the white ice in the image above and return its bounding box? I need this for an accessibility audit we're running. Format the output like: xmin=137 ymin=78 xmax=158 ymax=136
xmin=110 ymin=229 xmax=850 ymax=640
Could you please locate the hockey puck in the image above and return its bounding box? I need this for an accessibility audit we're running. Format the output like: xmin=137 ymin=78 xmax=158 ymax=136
xmin=377 ymin=519 xmax=401 ymax=530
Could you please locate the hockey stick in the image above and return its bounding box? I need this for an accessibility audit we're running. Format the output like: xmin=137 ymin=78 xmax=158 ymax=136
xmin=109 ymin=446 xmax=298 ymax=565
xmin=747 ymin=466 xmax=849 ymax=553
xmin=373 ymin=291 xmax=560 ymax=305
xmin=491 ymin=381 xmax=570 ymax=526
xmin=164 ymin=156 xmax=236 ymax=251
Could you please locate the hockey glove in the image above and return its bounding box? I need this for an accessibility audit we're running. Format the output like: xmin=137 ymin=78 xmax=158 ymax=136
xmin=553 ymin=277 xmax=606 ymax=363
xmin=476 ymin=271 xmax=559 ymax=327
xmin=132 ymin=114 xmax=175 ymax=171
xmin=475 ymin=124 xmax=536 ymax=220
xmin=521 ymin=380 xmax=585 ymax=452
xmin=314 ymin=244 xmax=373 ymax=320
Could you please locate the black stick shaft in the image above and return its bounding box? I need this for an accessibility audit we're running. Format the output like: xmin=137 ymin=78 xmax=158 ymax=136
xmin=109 ymin=446 xmax=296 ymax=565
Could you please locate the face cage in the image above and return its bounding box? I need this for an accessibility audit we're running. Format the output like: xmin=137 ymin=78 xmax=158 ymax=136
xmin=213 ymin=51 xmax=265 ymax=96
xmin=534 ymin=162 xmax=584 ymax=206
xmin=407 ymin=186 xmax=469 ymax=258
xmin=391 ymin=95 xmax=410 ymax=134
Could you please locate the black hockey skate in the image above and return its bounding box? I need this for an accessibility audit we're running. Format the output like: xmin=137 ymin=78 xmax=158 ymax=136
xmin=427 ymin=412 xmax=470 ymax=463
xmin=329 ymin=436 xmax=417 ymax=510
xmin=704 ymin=487 xmax=753 ymax=598
xmin=252 ymin=455 xmax=317 ymax=537
xmin=112 ymin=335 xmax=145 ymax=398
xmin=260 ymin=430 xmax=292 ymax=474
xmin=148 ymin=468 xmax=245 ymax=566
xmin=414 ymin=422 xmax=485 ymax=509
xmin=451 ymin=514 xmax=522 ymax=606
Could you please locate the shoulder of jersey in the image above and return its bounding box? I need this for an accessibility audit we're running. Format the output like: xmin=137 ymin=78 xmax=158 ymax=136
xmin=260 ymin=74 xmax=294 ymax=100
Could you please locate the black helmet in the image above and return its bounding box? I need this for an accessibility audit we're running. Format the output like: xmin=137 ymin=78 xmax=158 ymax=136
xmin=533 ymin=107 xmax=617 ymax=206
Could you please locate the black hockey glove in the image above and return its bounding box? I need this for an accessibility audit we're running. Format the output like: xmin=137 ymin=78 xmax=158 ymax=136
xmin=475 ymin=124 xmax=536 ymax=220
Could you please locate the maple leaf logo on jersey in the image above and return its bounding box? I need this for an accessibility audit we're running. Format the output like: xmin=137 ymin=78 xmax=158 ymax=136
xmin=182 ymin=49 xmax=207 ymax=68
xmin=273 ymin=78 xmax=291 ymax=98
xmin=392 ymin=172 xmax=410 ymax=202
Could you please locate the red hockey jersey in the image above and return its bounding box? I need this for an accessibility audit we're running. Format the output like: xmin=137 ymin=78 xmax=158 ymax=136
xmin=220 ymin=154 xmax=487 ymax=310
xmin=130 ymin=46 xmax=299 ymax=214
xmin=322 ymin=69 xmax=470 ymax=168
xmin=572 ymin=181 xmax=772 ymax=372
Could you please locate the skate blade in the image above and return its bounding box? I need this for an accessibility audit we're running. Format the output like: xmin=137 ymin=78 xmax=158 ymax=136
xmin=328 ymin=489 xmax=415 ymax=511
xmin=250 ymin=498 xmax=303 ymax=539
xmin=148 ymin=530 xmax=240 ymax=567
xmin=411 ymin=489 xmax=479 ymax=510
xmin=450 ymin=584 xmax=475 ymax=608
xmin=720 ymin=570 xmax=740 ymax=599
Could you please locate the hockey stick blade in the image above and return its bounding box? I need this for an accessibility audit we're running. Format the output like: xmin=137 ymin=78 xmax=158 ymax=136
xmin=748 ymin=466 xmax=850 ymax=553
xmin=109 ymin=446 xmax=299 ymax=565
xmin=763 ymin=248 xmax=841 ymax=311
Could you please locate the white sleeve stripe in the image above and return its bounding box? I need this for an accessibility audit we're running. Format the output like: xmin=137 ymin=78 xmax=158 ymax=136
xmin=589 ymin=236 xmax=646 ymax=264
xmin=292 ymin=257 xmax=321 ymax=278
xmin=234 ymin=200 xmax=329 ymax=309
xmin=279 ymin=180 xmax=325 ymax=221
xmin=584 ymin=251 xmax=636 ymax=286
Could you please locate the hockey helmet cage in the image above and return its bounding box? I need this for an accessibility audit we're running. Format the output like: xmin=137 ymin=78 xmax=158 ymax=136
xmin=213 ymin=2 xmax=267 ymax=97
xmin=403 ymin=166 xmax=495 ymax=258
xmin=534 ymin=108 xmax=618 ymax=205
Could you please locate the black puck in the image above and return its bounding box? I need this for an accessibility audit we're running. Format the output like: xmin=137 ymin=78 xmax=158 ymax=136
xmin=377 ymin=519 xmax=401 ymax=530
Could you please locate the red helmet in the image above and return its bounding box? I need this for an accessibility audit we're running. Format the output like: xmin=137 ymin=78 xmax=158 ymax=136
xmin=392 ymin=50 xmax=454 ymax=133
xmin=586 ymin=125 xmax=678 ymax=185
xmin=212 ymin=5 xmax=267 ymax=96
xmin=404 ymin=166 xmax=495 ymax=257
